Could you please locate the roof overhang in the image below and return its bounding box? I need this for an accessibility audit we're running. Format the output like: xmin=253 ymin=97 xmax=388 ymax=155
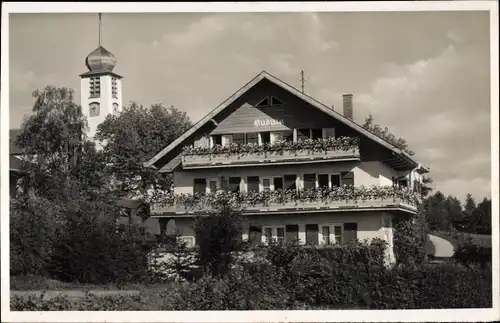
xmin=144 ymin=71 xmax=425 ymax=170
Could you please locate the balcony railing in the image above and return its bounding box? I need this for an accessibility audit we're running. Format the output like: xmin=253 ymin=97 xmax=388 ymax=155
xmin=151 ymin=185 xmax=419 ymax=216
xmin=181 ymin=137 xmax=360 ymax=168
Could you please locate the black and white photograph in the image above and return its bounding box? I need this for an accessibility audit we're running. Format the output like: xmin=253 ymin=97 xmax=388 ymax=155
xmin=1 ymin=1 xmax=498 ymax=322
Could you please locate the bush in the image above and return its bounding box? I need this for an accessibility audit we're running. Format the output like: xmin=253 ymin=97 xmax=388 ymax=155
xmin=393 ymin=205 xmax=429 ymax=265
xmin=10 ymin=195 xmax=59 ymax=276
xmin=453 ymin=243 xmax=492 ymax=268
xmin=193 ymin=208 xmax=244 ymax=277
xmin=48 ymin=212 xmax=150 ymax=284
xmin=11 ymin=262 xmax=492 ymax=310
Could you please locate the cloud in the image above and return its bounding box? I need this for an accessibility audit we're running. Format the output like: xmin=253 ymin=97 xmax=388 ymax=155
xmin=352 ymin=44 xmax=491 ymax=201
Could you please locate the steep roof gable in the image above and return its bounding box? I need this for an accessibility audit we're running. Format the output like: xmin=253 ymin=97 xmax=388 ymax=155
xmin=144 ymin=71 xmax=426 ymax=171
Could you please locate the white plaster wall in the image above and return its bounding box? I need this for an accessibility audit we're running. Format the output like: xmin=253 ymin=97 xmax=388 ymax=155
xmin=173 ymin=161 xmax=399 ymax=194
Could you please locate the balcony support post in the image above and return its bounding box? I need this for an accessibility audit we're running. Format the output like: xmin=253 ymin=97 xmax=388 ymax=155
xmin=298 ymin=223 xmax=306 ymax=244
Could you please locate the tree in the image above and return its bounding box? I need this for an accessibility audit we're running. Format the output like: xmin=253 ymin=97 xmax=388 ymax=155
xmin=95 ymin=103 xmax=192 ymax=204
xmin=362 ymin=114 xmax=415 ymax=156
xmin=11 ymin=86 xmax=148 ymax=282
xmin=425 ymin=191 xmax=448 ymax=231
xmin=193 ymin=177 xmax=245 ymax=277
xmin=445 ymin=195 xmax=463 ymax=230
xmin=461 ymin=194 xmax=477 ymax=232
xmin=474 ymin=198 xmax=492 ymax=234
xmin=421 ymin=175 xmax=434 ymax=198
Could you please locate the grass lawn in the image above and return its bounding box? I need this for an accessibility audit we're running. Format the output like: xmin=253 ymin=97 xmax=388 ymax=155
xmin=431 ymin=230 xmax=491 ymax=249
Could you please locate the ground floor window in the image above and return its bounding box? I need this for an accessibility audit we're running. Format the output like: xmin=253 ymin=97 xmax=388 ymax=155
xmin=262 ymin=225 xmax=285 ymax=244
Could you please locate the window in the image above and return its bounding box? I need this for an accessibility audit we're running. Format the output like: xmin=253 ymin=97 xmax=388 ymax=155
xmin=247 ymin=176 xmax=260 ymax=192
xmin=193 ymin=178 xmax=207 ymax=195
xmin=334 ymin=225 xmax=343 ymax=244
xmin=112 ymin=103 xmax=119 ymax=114
xmin=321 ymin=226 xmax=330 ymax=244
xmin=318 ymin=174 xmax=329 ymax=189
xmin=297 ymin=128 xmax=310 ymax=141
xmin=233 ymin=133 xmax=245 ymax=145
xmin=89 ymin=102 xmax=100 ymax=117
xmin=210 ymin=135 xmax=222 ymax=147
xmin=398 ymin=179 xmax=408 ymax=188
xmin=277 ymin=227 xmax=285 ymax=243
xmin=249 ymin=225 xmax=262 ymax=246
xmin=207 ymin=179 xmax=217 ymax=193
xmin=112 ymin=77 xmax=118 ymax=98
xmin=323 ymin=128 xmax=336 ymax=139
xmin=229 ymin=177 xmax=241 ymax=193
xmin=284 ymin=174 xmax=297 ymax=190
xmin=273 ymin=177 xmax=284 ymax=191
xmin=256 ymin=97 xmax=270 ymax=107
xmin=303 ymin=173 xmax=316 ymax=190
xmin=319 ymin=224 xmax=344 ymax=245
xmin=89 ymin=77 xmax=101 ymax=98
xmin=305 ymin=224 xmax=319 ymax=245
xmin=262 ymin=178 xmax=271 ymax=192
xmin=246 ymin=132 xmax=259 ymax=145
xmin=341 ymin=171 xmax=355 ymax=186
xmin=283 ymin=130 xmax=294 ymax=142
xmin=271 ymin=96 xmax=285 ymax=106
xmin=222 ymin=134 xmax=233 ymax=146
xmin=331 ymin=174 xmax=341 ymax=187
xmin=311 ymin=129 xmax=322 ymax=140
xmin=270 ymin=131 xmax=283 ymax=143
xmin=260 ymin=132 xmax=271 ymax=144
xmin=343 ymin=223 xmax=358 ymax=243
xmin=264 ymin=228 xmax=273 ymax=244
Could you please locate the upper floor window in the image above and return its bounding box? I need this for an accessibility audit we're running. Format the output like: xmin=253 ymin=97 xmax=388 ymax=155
xmin=113 ymin=103 xmax=119 ymax=114
xmin=255 ymin=96 xmax=285 ymax=108
xmin=89 ymin=77 xmax=101 ymax=98
xmin=89 ymin=102 xmax=100 ymax=117
xmin=112 ymin=77 xmax=118 ymax=99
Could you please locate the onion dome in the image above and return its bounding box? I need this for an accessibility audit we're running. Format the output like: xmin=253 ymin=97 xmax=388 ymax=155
xmin=85 ymin=45 xmax=117 ymax=72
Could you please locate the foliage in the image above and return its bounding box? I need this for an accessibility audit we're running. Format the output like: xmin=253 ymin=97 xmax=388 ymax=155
xmin=47 ymin=211 xmax=150 ymax=284
xmin=95 ymin=102 xmax=192 ymax=202
xmin=12 ymin=255 xmax=492 ymax=311
xmin=362 ymin=114 xmax=414 ymax=156
xmin=183 ymin=136 xmax=360 ymax=157
xmin=453 ymin=243 xmax=492 ymax=268
xmin=194 ymin=209 xmax=244 ymax=277
xmin=157 ymin=185 xmax=420 ymax=212
xmin=148 ymin=236 xmax=200 ymax=283
xmin=10 ymin=194 xmax=59 ymax=276
xmin=393 ymin=204 xmax=429 ymax=265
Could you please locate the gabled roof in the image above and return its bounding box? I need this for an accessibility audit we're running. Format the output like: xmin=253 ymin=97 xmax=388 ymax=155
xmin=144 ymin=71 xmax=428 ymax=172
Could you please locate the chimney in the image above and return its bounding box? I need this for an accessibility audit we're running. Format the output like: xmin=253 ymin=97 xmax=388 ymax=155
xmin=343 ymin=94 xmax=353 ymax=120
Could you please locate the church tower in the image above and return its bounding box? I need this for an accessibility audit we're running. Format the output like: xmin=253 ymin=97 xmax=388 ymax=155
xmin=80 ymin=13 xmax=123 ymax=141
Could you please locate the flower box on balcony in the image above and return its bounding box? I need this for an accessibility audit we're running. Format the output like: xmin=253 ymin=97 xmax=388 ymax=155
xmin=151 ymin=185 xmax=420 ymax=216
xmin=181 ymin=137 xmax=361 ymax=167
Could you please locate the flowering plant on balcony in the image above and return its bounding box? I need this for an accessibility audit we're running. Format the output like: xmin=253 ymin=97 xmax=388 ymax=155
xmin=155 ymin=185 xmax=420 ymax=211
xmin=182 ymin=136 xmax=360 ymax=157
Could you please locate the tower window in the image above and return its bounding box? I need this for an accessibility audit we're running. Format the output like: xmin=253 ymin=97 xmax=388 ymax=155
xmin=89 ymin=102 xmax=100 ymax=117
xmin=89 ymin=77 xmax=101 ymax=98
xmin=113 ymin=103 xmax=119 ymax=114
xmin=112 ymin=77 xmax=118 ymax=99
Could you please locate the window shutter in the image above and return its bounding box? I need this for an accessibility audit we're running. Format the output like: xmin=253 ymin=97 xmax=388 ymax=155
xmin=305 ymin=224 xmax=319 ymax=245
xmin=341 ymin=171 xmax=355 ymax=186
xmin=285 ymin=225 xmax=299 ymax=243
xmin=193 ymin=178 xmax=207 ymax=194
xmin=249 ymin=226 xmax=262 ymax=246
xmin=343 ymin=223 xmax=358 ymax=242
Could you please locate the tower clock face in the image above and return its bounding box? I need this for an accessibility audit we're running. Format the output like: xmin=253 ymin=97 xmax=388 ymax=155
xmin=89 ymin=102 xmax=100 ymax=117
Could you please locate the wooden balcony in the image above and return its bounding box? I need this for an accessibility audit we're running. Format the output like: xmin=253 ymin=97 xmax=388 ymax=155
xmin=181 ymin=145 xmax=360 ymax=169
xmin=151 ymin=195 xmax=417 ymax=217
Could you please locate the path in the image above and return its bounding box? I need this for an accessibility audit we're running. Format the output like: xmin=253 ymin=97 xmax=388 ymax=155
xmin=11 ymin=290 xmax=140 ymax=300
xmin=428 ymin=234 xmax=455 ymax=258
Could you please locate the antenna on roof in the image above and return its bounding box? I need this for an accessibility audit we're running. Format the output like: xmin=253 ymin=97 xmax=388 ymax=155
xmin=98 ymin=13 xmax=102 ymax=46
xmin=300 ymin=70 xmax=305 ymax=93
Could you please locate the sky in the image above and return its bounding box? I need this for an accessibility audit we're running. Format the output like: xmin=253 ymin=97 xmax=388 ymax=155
xmin=8 ymin=11 xmax=492 ymax=202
